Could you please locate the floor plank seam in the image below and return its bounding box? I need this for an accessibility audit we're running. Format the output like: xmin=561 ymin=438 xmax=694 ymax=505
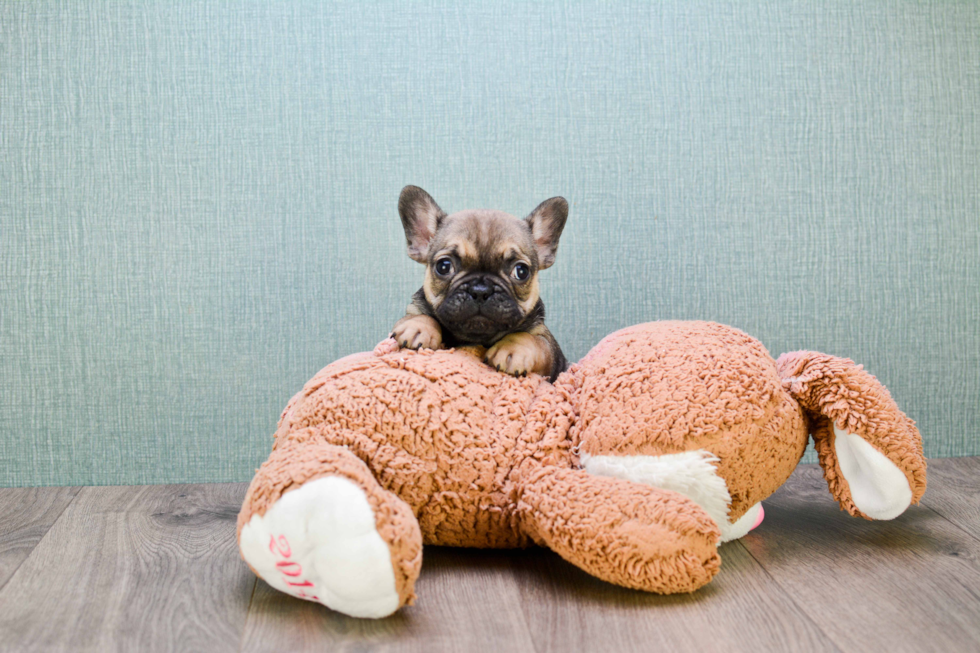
xmin=0 ymin=486 xmax=83 ymax=595
xmin=733 ymin=540 xmax=846 ymax=653
xmin=237 ymin=575 xmax=259 ymax=653
xmin=503 ymin=556 xmax=541 ymax=653
xmin=918 ymin=502 xmax=980 ymax=547
xmin=523 ymin=603 xmax=544 ymax=653
xmin=915 ymin=501 xmax=980 ymax=608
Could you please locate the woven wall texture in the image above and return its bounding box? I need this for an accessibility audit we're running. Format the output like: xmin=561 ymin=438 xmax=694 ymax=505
xmin=2 ymin=1 xmax=978 ymax=486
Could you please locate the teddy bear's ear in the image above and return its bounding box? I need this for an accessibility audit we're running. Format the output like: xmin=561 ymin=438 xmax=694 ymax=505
xmin=776 ymin=351 xmax=926 ymax=520
xmin=812 ymin=418 xmax=915 ymax=519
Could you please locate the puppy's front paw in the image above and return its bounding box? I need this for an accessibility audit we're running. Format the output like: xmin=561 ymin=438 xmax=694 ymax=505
xmin=485 ymin=332 xmax=549 ymax=377
xmin=391 ymin=315 xmax=444 ymax=351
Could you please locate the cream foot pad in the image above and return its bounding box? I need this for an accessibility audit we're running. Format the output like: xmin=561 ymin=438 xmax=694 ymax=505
xmin=239 ymin=476 xmax=400 ymax=618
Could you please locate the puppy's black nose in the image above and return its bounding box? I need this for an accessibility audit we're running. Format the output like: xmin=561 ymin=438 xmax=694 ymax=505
xmin=466 ymin=280 xmax=494 ymax=302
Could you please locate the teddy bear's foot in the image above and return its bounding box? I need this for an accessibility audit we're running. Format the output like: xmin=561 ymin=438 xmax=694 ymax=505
xmin=239 ymin=476 xmax=401 ymax=618
xmin=519 ymin=466 xmax=722 ymax=593
xmin=237 ymin=443 xmax=422 ymax=619
xmin=579 ymin=451 xmax=764 ymax=543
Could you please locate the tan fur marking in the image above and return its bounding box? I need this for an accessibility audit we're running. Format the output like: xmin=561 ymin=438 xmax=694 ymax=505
xmin=443 ymin=239 xmax=478 ymax=266
xmin=526 ymin=321 xmax=550 ymax=337
xmin=518 ymin=277 xmax=541 ymax=312
xmin=403 ymin=302 xmax=423 ymax=317
xmin=433 ymin=210 xmax=538 ymax=269
xmin=499 ymin=245 xmax=521 ymax=261
xmin=422 ymin=269 xmax=442 ymax=308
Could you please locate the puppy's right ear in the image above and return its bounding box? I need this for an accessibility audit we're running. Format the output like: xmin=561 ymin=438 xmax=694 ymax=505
xmin=398 ymin=186 xmax=446 ymax=263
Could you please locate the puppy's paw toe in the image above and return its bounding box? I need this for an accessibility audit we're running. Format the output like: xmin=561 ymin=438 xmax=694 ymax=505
xmin=391 ymin=316 xmax=443 ymax=351
xmin=485 ymin=339 xmax=538 ymax=377
xmin=409 ymin=329 xmax=442 ymax=351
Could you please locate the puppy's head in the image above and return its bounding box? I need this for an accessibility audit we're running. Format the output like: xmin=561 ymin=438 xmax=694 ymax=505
xmin=398 ymin=185 xmax=568 ymax=345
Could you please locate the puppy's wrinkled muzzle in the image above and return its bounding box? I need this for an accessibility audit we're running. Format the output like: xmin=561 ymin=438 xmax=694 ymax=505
xmin=436 ymin=276 xmax=523 ymax=344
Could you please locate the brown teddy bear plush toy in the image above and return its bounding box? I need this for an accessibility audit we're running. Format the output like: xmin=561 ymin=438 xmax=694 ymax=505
xmin=238 ymin=321 xmax=926 ymax=618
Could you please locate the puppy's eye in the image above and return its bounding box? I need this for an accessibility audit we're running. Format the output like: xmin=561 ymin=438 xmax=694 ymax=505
xmin=435 ymin=257 xmax=454 ymax=277
xmin=512 ymin=262 xmax=530 ymax=281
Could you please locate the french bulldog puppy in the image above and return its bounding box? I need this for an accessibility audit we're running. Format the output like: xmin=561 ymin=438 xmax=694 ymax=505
xmin=391 ymin=185 xmax=568 ymax=382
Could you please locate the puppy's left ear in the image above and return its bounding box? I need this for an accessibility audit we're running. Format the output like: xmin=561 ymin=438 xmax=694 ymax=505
xmin=525 ymin=197 xmax=568 ymax=269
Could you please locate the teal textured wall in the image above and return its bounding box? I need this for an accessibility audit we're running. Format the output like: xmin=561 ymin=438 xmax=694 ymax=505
xmin=2 ymin=1 xmax=978 ymax=487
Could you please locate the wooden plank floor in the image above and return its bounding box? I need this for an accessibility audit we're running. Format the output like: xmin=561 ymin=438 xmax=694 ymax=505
xmin=0 ymin=458 xmax=978 ymax=652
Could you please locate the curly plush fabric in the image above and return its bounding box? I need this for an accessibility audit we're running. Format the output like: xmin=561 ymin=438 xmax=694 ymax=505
xmin=565 ymin=321 xmax=808 ymax=521
xmin=259 ymin=345 xmax=573 ymax=549
xmin=518 ymin=467 xmax=722 ymax=593
xmin=238 ymin=321 xmax=927 ymax=617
